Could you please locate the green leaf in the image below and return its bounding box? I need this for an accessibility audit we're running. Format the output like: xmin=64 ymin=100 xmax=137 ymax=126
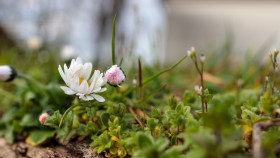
xmin=175 ymin=104 xmax=184 ymax=114
xmin=184 ymin=90 xmax=196 ymax=104
xmin=186 ymin=119 xmax=200 ymax=134
xmin=92 ymin=131 xmax=112 ymax=154
xmin=137 ymin=133 xmax=152 ymax=149
xmin=87 ymin=121 xmax=99 ymax=134
xmin=44 ymin=110 xmax=62 ymax=127
xmin=20 ymin=114 xmax=39 ymax=127
xmin=101 ymin=113 xmax=110 ymax=127
xmin=147 ymin=118 xmax=158 ymax=131
xmin=30 ymin=130 xmax=56 ymax=144
xmin=171 ymin=135 xmax=177 ymax=145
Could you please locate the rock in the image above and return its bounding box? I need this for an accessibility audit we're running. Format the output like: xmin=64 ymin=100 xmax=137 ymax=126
xmin=0 ymin=138 xmax=103 ymax=158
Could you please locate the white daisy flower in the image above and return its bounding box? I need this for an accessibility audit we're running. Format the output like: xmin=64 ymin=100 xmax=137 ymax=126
xmin=0 ymin=65 xmax=17 ymax=82
xmin=105 ymin=65 xmax=126 ymax=87
xmin=58 ymin=57 xmax=107 ymax=102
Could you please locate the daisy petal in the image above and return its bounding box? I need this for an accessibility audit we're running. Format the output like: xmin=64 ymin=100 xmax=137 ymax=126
xmin=84 ymin=95 xmax=94 ymax=101
xmin=99 ymin=87 xmax=107 ymax=92
xmin=79 ymin=79 xmax=89 ymax=93
xmin=60 ymin=86 xmax=75 ymax=95
xmin=92 ymin=94 xmax=105 ymax=102
xmin=81 ymin=63 xmax=92 ymax=80
xmin=58 ymin=65 xmax=66 ymax=83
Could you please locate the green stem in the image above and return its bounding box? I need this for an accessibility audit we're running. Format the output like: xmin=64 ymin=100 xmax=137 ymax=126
xmin=112 ymin=15 xmax=116 ymax=65
xmin=59 ymin=102 xmax=79 ymax=128
xmin=119 ymin=57 xmax=123 ymax=67
xmin=18 ymin=73 xmax=48 ymax=96
xmin=123 ymin=56 xmax=187 ymax=97
xmin=0 ymin=88 xmax=21 ymax=102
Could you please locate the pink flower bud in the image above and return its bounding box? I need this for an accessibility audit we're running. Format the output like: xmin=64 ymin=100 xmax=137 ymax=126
xmin=39 ymin=113 xmax=50 ymax=125
xmin=0 ymin=65 xmax=17 ymax=82
xmin=105 ymin=65 xmax=126 ymax=87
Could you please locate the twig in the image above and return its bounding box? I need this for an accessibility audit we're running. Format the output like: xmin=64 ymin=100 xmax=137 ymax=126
xmin=253 ymin=120 xmax=280 ymax=158
xmin=128 ymin=107 xmax=144 ymax=129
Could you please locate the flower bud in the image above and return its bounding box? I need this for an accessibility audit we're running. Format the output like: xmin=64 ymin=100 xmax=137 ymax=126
xmin=132 ymin=79 xmax=137 ymax=87
xmin=39 ymin=113 xmax=50 ymax=125
xmin=194 ymin=85 xmax=202 ymax=95
xmin=274 ymin=49 xmax=279 ymax=57
xmin=105 ymin=65 xmax=126 ymax=87
xmin=265 ymin=76 xmax=269 ymax=81
xmin=187 ymin=46 xmax=196 ymax=58
xmin=200 ymin=54 xmax=206 ymax=63
xmin=0 ymin=65 xmax=17 ymax=82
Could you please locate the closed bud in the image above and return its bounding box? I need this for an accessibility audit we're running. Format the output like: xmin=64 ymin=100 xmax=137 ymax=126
xmin=187 ymin=46 xmax=196 ymax=58
xmin=265 ymin=76 xmax=269 ymax=81
xmin=200 ymin=54 xmax=206 ymax=63
xmin=0 ymin=65 xmax=17 ymax=82
xmin=132 ymin=79 xmax=137 ymax=87
xmin=105 ymin=65 xmax=126 ymax=87
xmin=39 ymin=113 xmax=50 ymax=125
xmin=274 ymin=49 xmax=279 ymax=57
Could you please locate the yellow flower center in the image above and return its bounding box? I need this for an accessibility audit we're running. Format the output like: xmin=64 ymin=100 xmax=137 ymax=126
xmin=79 ymin=78 xmax=90 ymax=86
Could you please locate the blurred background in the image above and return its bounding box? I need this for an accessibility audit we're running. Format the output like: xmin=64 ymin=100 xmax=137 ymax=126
xmin=0 ymin=0 xmax=280 ymax=65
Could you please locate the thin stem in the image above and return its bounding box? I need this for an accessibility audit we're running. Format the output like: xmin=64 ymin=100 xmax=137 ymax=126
xmin=59 ymin=102 xmax=79 ymax=128
xmin=272 ymin=54 xmax=277 ymax=95
xmin=272 ymin=71 xmax=276 ymax=95
xmin=119 ymin=57 xmax=123 ymax=67
xmin=129 ymin=107 xmax=145 ymax=129
xmin=138 ymin=57 xmax=143 ymax=98
xmin=194 ymin=56 xmax=205 ymax=113
xmin=123 ymin=56 xmax=187 ymax=97
xmin=263 ymin=79 xmax=268 ymax=95
xmin=111 ymin=15 xmax=116 ymax=65
xmin=138 ymin=57 xmax=145 ymax=121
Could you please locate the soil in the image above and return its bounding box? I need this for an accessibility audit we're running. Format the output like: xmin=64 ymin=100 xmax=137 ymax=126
xmin=0 ymin=138 xmax=104 ymax=158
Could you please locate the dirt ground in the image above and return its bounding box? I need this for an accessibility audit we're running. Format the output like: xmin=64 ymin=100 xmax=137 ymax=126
xmin=0 ymin=138 xmax=103 ymax=158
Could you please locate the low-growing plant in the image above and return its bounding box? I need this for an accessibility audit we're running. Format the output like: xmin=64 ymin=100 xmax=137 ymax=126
xmin=1 ymin=16 xmax=280 ymax=158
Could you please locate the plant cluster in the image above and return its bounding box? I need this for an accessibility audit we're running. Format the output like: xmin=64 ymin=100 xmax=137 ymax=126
xmin=1 ymin=17 xmax=280 ymax=158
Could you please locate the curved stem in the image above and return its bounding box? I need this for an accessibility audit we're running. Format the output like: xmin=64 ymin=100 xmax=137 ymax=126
xmin=59 ymin=102 xmax=79 ymax=128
